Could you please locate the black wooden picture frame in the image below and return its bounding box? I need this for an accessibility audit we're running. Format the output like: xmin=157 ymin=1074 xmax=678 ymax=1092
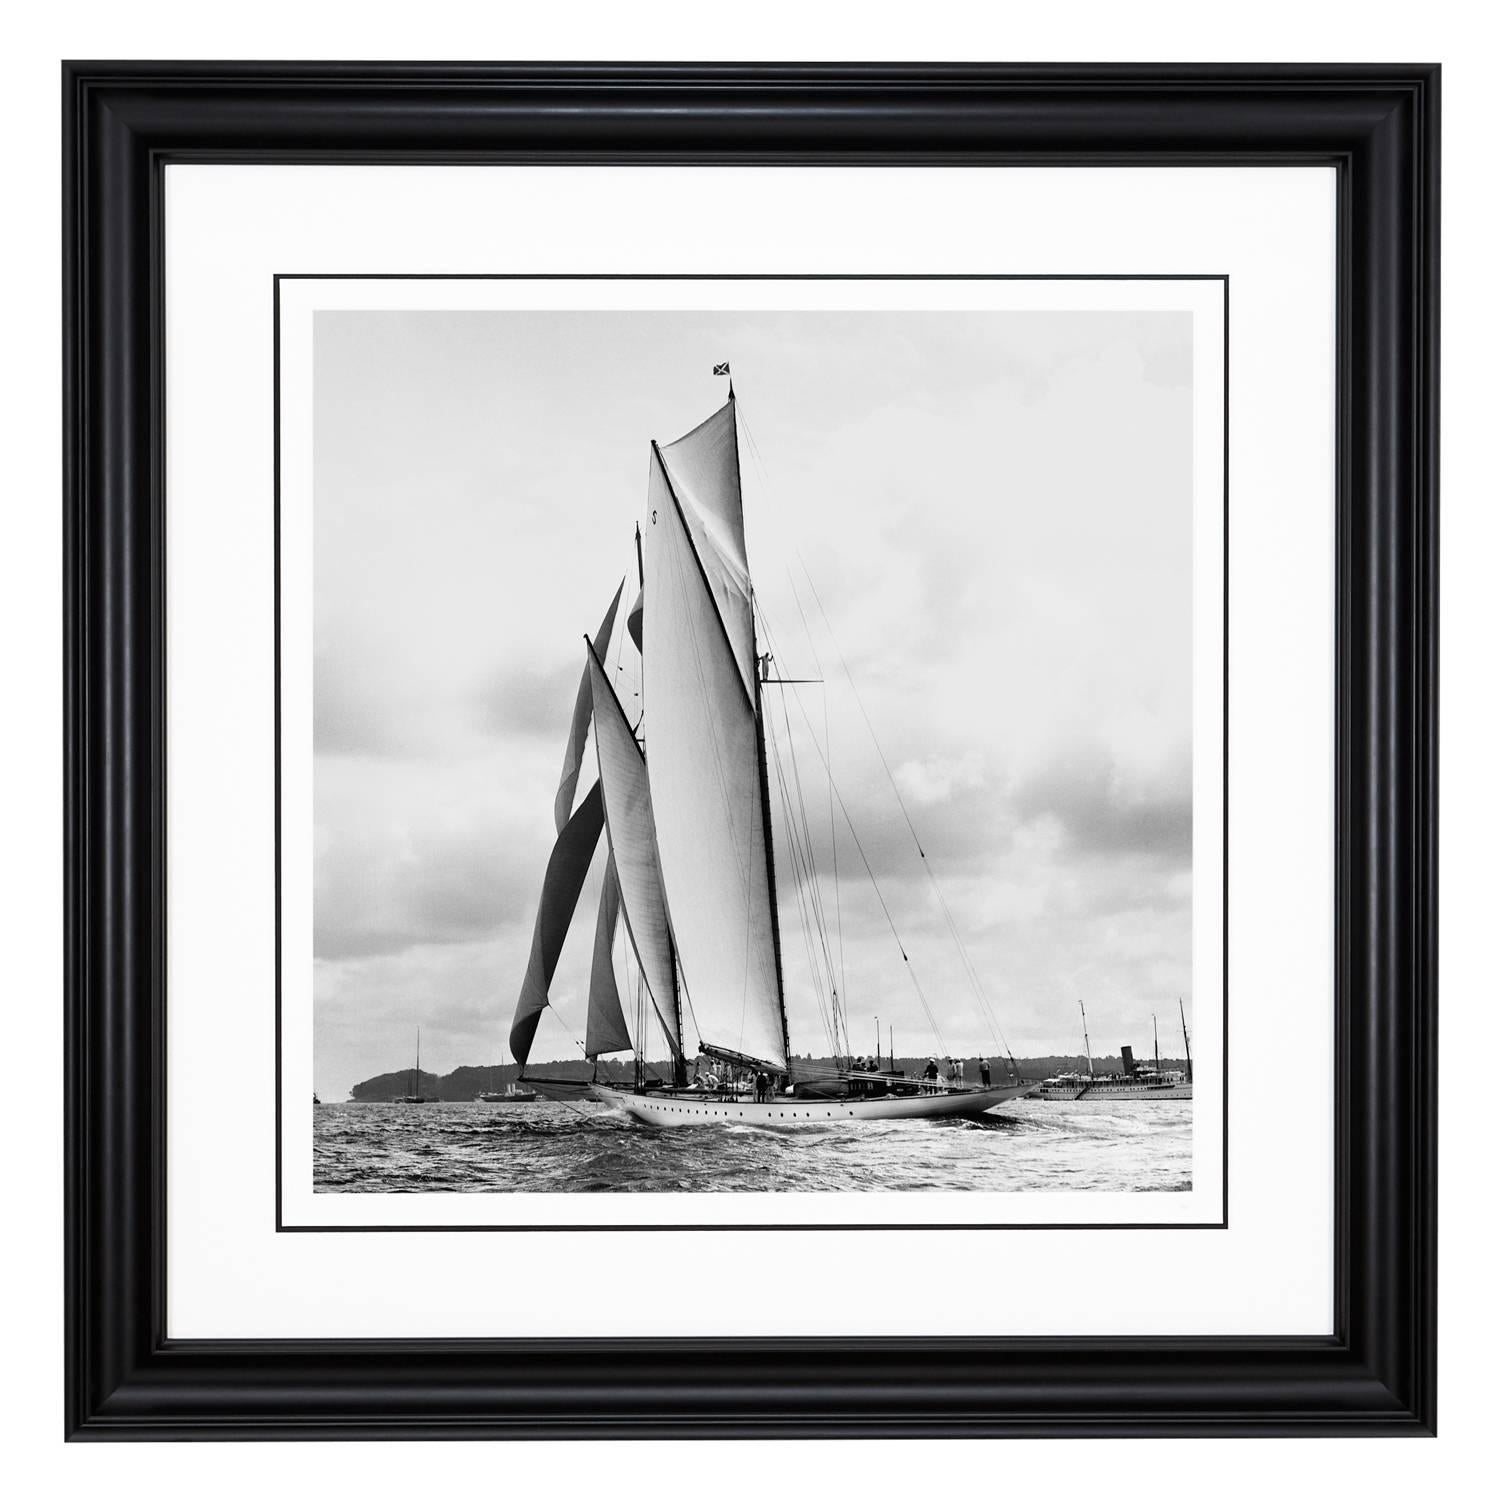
xmin=63 ymin=62 xmax=1438 ymax=1438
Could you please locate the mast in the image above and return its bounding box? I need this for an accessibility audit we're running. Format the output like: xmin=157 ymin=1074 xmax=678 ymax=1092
xmin=1179 ymin=997 xmax=1193 ymax=1081
xmin=733 ymin=392 xmax=792 ymax=1075
xmin=1078 ymin=998 xmax=1094 ymax=1077
xmin=1154 ymin=1012 xmax=1160 ymax=1070
xmin=670 ymin=966 xmax=687 ymax=1087
xmin=753 ymin=657 xmax=793 ymax=1075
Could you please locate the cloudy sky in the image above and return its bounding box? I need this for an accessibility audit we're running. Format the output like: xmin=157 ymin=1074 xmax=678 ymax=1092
xmin=312 ymin=307 xmax=1194 ymax=1099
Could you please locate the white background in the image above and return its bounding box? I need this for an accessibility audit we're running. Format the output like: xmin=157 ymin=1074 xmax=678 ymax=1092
xmin=174 ymin=180 xmax=1252 ymax=1331
xmin=5 ymin=0 xmax=1491 ymax=1491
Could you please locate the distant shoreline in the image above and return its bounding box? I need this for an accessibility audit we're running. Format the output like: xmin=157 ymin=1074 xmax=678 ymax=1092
xmin=342 ymin=1052 xmax=1191 ymax=1103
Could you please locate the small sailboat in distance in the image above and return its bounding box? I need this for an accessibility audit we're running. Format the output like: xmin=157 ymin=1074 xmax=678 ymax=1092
xmin=398 ymin=1027 xmax=432 ymax=1104
xmin=507 ymin=379 xmax=1033 ymax=1125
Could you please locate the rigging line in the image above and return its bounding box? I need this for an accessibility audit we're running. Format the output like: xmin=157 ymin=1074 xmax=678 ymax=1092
xmin=765 ymin=710 xmax=841 ymax=1058
xmin=797 ymin=561 xmax=928 ymax=853
xmin=731 ymin=466 xmax=939 ymax=1051
xmin=763 ymin=663 xmax=829 ymax=950
xmin=544 ymin=1003 xmax=592 ymax=1062
xmin=754 ymin=601 xmax=841 ymax=1004
xmin=775 ymin=780 xmax=839 ymax=1061
xmin=736 ymin=400 xmax=773 ymax=493
xmin=786 ymin=571 xmax=849 ymax=1028
xmin=760 ymin=625 xmax=945 ymax=1049
xmin=794 ymin=562 xmax=1013 ymax=1057
xmin=751 ymin=598 xmax=944 ymax=1047
xmin=774 ymin=600 xmax=846 ymax=1056
xmin=771 ymin=658 xmax=841 ymax=1010
xmin=824 ymin=667 xmax=848 ymax=1053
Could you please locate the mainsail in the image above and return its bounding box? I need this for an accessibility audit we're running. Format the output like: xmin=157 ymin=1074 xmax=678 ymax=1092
xmin=658 ymin=398 xmax=756 ymax=692
xmin=509 ymin=781 xmax=604 ymax=1068
xmin=642 ymin=442 xmax=787 ymax=1071
xmin=585 ymin=645 xmax=681 ymax=1054
xmin=584 ymin=856 xmax=632 ymax=1059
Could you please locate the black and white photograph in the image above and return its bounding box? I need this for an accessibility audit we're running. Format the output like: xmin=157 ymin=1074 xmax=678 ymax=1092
xmin=287 ymin=280 xmax=1224 ymax=1216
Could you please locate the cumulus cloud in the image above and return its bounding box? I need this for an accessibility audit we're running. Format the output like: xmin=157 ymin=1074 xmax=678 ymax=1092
xmin=1012 ymin=744 xmax=1192 ymax=864
xmin=473 ymin=659 xmax=584 ymax=742
xmin=314 ymin=820 xmax=543 ymax=961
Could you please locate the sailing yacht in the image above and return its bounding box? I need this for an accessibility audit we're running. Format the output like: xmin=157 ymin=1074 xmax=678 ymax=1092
xmin=507 ymin=384 xmax=1033 ymax=1125
xmin=398 ymin=1027 xmax=431 ymax=1104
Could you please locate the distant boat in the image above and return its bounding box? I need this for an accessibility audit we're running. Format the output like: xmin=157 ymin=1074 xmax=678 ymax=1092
xmin=507 ymin=386 xmax=1032 ymax=1125
xmin=477 ymin=1082 xmax=538 ymax=1104
xmin=1037 ymin=999 xmax=1193 ymax=1101
xmin=398 ymin=1027 xmax=432 ymax=1104
xmin=313 ymin=1092 xmax=322 ymax=1107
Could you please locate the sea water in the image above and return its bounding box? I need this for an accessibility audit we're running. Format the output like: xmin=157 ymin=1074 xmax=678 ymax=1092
xmin=313 ymin=1097 xmax=1191 ymax=1194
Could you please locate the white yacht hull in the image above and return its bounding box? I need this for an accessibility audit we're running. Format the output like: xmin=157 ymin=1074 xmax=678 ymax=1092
xmin=592 ymin=1081 xmax=1034 ymax=1125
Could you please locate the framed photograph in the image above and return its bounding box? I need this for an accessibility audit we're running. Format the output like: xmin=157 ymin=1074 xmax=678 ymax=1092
xmin=64 ymin=62 xmax=1437 ymax=1435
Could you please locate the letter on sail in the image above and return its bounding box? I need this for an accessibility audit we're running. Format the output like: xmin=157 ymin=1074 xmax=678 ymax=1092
xmin=584 ymin=855 xmax=633 ymax=1059
xmin=585 ymin=645 xmax=680 ymax=1054
xmin=554 ymin=580 xmax=624 ymax=834
xmin=642 ymin=446 xmax=787 ymax=1071
xmin=658 ymin=399 xmax=756 ymax=693
xmin=509 ymin=781 xmax=605 ymax=1067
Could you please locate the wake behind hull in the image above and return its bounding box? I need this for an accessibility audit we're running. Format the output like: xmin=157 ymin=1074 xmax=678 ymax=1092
xmin=592 ymin=1081 xmax=1034 ymax=1125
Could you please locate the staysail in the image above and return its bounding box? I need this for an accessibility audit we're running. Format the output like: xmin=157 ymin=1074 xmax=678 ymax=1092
xmin=509 ymin=781 xmax=605 ymax=1067
xmin=626 ymin=586 xmax=643 ymax=653
xmin=585 ymin=644 xmax=681 ymax=1054
xmin=584 ymin=855 xmax=633 ymax=1059
xmin=658 ymin=398 xmax=756 ymax=692
xmin=642 ymin=443 xmax=787 ymax=1071
xmin=554 ymin=581 xmax=624 ymax=834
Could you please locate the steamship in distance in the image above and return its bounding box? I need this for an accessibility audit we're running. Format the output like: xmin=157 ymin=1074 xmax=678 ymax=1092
xmin=475 ymin=1069 xmax=538 ymax=1104
xmin=1036 ymin=999 xmax=1194 ymax=1101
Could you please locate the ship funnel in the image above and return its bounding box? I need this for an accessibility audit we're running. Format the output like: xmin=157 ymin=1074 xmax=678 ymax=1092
xmin=1121 ymin=1045 xmax=1136 ymax=1076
